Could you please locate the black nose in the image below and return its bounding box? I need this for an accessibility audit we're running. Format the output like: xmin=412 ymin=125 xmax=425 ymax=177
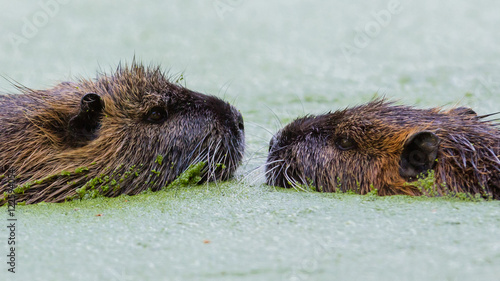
xmin=237 ymin=112 xmax=244 ymax=132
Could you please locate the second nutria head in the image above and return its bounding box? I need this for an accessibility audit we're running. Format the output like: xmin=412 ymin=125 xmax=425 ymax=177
xmin=0 ymin=62 xmax=245 ymax=204
xmin=266 ymin=100 xmax=500 ymax=199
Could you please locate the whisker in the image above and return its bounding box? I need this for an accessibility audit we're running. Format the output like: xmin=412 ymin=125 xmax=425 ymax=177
xmin=262 ymin=103 xmax=283 ymax=129
xmin=478 ymin=112 xmax=500 ymax=119
xmin=245 ymin=121 xmax=276 ymax=137
xmin=240 ymin=145 xmax=270 ymax=168
xmin=241 ymin=158 xmax=284 ymax=183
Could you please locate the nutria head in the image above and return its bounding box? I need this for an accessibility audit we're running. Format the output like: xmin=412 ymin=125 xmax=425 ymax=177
xmin=266 ymin=100 xmax=500 ymax=199
xmin=0 ymin=62 xmax=245 ymax=204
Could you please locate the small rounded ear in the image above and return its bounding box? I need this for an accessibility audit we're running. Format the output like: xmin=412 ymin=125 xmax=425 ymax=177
xmin=399 ymin=131 xmax=440 ymax=181
xmin=69 ymin=93 xmax=105 ymax=141
xmin=80 ymin=93 xmax=104 ymax=113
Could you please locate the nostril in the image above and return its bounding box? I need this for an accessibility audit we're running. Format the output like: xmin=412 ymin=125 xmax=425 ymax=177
xmin=237 ymin=113 xmax=244 ymax=131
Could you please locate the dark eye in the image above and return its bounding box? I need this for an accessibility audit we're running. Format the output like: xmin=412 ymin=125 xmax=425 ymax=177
xmin=336 ymin=137 xmax=356 ymax=151
xmin=145 ymin=107 xmax=167 ymax=123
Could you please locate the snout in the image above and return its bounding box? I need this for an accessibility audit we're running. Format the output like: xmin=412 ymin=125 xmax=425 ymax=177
xmin=231 ymin=107 xmax=245 ymax=137
xmin=236 ymin=110 xmax=244 ymax=133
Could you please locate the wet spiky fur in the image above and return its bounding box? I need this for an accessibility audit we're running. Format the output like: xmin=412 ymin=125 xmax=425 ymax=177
xmin=266 ymin=100 xmax=500 ymax=199
xmin=0 ymin=62 xmax=245 ymax=204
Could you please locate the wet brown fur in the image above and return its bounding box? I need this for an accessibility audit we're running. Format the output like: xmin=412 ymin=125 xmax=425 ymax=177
xmin=0 ymin=62 xmax=245 ymax=204
xmin=266 ymin=100 xmax=500 ymax=199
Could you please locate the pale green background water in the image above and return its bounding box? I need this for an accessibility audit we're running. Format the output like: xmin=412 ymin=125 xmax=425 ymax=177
xmin=1 ymin=0 xmax=499 ymax=280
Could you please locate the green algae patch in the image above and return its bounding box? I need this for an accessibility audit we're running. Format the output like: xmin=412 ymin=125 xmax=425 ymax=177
xmin=366 ymin=187 xmax=379 ymax=196
xmin=155 ymin=155 xmax=164 ymax=165
xmin=271 ymin=175 xmax=491 ymax=204
xmin=75 ymin=173 xmax=111 ymax=200
xmin=55 ymin=161 xmax=207 ymax=203
xmin=406 ymin=170 xmax=492 ymax=202
xmin=71 ymin=164 xmax=136 ymax=201
xmin=4 ymin=180 xmax=241 ymax=213
xmin=12 ymin=166 xmax=90 ymax=194
xmin=165 ymin=162 xmax=206 ymax=190
xmin=410 ymin=170 xmax=443 ymax=197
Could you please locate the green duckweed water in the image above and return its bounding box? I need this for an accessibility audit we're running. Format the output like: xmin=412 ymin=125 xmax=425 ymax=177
xmin=1 ymin=0 xmax=500 ymax=280
xmin=4 ymin=184 xmax=500 ymax=281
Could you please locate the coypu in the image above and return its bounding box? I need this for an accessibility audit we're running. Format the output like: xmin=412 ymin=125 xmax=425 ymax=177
xmin=0 ymin=62 xmax=245 ymax=204
xmin=266 ymin=99 xmax=500 ymax=199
